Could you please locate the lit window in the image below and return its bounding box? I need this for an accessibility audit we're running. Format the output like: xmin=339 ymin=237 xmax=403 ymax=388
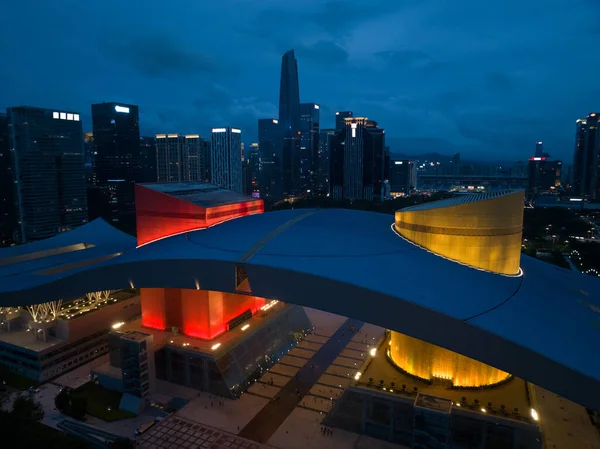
xmin=53 ymin=112 xmax=59 ymax=119
xmin=74 ymin=114 xmax=80 ymax=121
xmin=67 ymin=113 xmax=74 ymax=120
xmin=60 ymin=112 xmax=66 ymax=120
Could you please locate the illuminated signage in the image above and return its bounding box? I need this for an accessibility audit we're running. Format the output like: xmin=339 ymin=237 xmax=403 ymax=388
xmin=115 ymin=105 xmax=130 ymax=113
xmin=395 ymin=161 xmax=404 ymax=165
xmin=231 ymin=128 xmax=241 ymax=134
xmin=314 ymin=104 xmax=320 ymax=109
xmin=272 ymin=119 xmax=278 ymax=124
xmin=529 ymin=157 xmax=545 ymax=161
xmin=335 ymin=112 xmax=340 ymax=115
xmin=167 ymin=134 xmax=179 ymax=138
xmin=52 ymin=111 xmax=80 ymax=121
xmin=185 ymin=134 xmax=199 ymax=138
xmin=156 ymin=134 xmax=166 ymax=139
xmin=212 ymin=128 xmax=226 ymax=133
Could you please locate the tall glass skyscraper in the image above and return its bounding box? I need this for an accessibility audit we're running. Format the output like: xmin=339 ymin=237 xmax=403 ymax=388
xmin=299 ymin=103 xmax=320 ymax=194
xmin=91 ymin=102 xmax=141 ymax=226
xmin=211 ymin=127 xmax=243 ymax=193
xmin=278 ymin=50 xmax=301 ymax=197
xmin=258 ymin=118 xmax=281 ymax=199
xmin=7 ymin=106 xmax=87 ymax=242
xmin=156 ymin=134 xmax=210 ymax=183
xmin=572 ymin=113 xmax=600 ymax=199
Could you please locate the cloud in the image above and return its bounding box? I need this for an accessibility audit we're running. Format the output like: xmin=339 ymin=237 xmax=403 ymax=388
xmin=375 ymin=50 xmax=432 ymax=68
xmin=296 ymin=41 xmax=349 ymax=65
xmin=103 ymin=32 xmax=216 ymax=78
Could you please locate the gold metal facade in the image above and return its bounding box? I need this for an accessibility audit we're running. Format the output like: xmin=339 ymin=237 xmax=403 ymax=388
xmin=394 ymin=191 xmax=524 ymax=275
xmin=389 ymin=331 xmax=510 ymax=388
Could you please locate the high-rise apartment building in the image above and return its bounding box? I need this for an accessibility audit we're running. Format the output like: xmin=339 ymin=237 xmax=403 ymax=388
xmin=84 ymin=132 xmax=95 ymax=185
xmin=91 ymin=102 xmax=141 ymax=225
xmin=298 ymin=103 xmax=320 ymax=194
xmin=258 ymin=118 xmax=281 ymax=199
xmin=572 ymin=113 xmax=600 ymax=199
xmin=211 ymin=127 xmax=243 ymax=193
xmin=7 ymin=106 xmax=87 ymax=242
xmin=278 ymin=50 xmax=301 ymax=197
xmin=330 ymin=117 xmax=387 ymax=201
xmin=335 ymin=111 xmax=353 ymax=131
xmin=156 ymin=134 xmax=211 ymax=183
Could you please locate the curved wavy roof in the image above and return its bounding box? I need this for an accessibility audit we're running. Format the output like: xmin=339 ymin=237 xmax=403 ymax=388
xmin=0 ymin=209 xmax=599 ymax=411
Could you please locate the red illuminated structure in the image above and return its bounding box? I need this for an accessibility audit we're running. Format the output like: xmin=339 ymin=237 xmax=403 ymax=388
xmin=135 ymin=182 xmax=266 ymax=339
xmin=135 ymin=183 xmax=264 ymax=246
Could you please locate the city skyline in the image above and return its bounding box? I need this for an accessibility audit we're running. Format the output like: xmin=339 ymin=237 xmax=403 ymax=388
xmin=1 ymin=1 xmax=599 ymax=162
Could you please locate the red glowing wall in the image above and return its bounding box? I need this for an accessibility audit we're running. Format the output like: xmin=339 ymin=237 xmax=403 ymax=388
xmin=135 ymin=184 xmax=264 ymax=246
xmin=141 ymin=288 xmax=267 ymax=340
xmin=140 ymin=288 xmax=167 ymax=330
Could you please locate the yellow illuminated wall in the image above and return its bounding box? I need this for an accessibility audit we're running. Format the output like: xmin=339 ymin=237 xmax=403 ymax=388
xmin=389 ymin=331 xmax=510 ymax=388
xmin=394 ymin=191 xmax=524 ymax=275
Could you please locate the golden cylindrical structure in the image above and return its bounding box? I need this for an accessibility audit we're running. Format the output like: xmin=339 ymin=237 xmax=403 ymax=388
xmin=394 ymin=191 xmax=524 ymax=275
xmin=389 ymin=331 xmax=510 ymax=388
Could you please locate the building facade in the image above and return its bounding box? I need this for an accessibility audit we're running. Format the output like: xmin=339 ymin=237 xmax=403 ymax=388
xmin=245 ymin=142 xmax=260 ymax=196
xmin=335 ymin=111 xmax=353 ymax=131
xmin=0 ymin=113 xmax=14 ymax=244
xmin=572 ymin=114 xmax=600 ymax=200
xmin=298 ymin=103 xmax=320 ymax=194
xmin=139 ymin=136 xmax=157 ymax=183
xmin=211 ymin=128 xmax=243 ymax=193
xmin=7 ymin=106 xmax=87 ymax=242
xmin=91 ymin=102 xmax=141 ymax=225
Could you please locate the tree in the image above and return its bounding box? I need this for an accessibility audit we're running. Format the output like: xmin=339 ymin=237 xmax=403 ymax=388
xmin=55 ymin=389 xmax=70 ymax=412
xmin=12 ymin=394 xmax=44 ymax=422
xmin=70 ymin=395 xmax=88 ymax=419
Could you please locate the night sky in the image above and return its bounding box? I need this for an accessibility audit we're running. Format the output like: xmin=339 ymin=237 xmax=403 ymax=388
xmin=1 ymin=0 xmax=599 ymax=161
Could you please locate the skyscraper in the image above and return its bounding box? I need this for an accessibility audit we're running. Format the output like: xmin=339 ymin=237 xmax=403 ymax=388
xmin=245 ymin=142 xmax=260 ymax=196
xmin=527 ymin=156 xmax=562 ymax=197
xmin=535 ymin=141 xmax=544 ymax=158
xmin=91 ymin=102 xmax=141 ymax=225
xmin=156 ymin=134 xmax=211 ymax=183
xmin=258 ymin=118 xmax=281 ymax=199
xmin=331 ymin=117 xmax=387 ymax=201
xmin=335 ymin=111 xmax=353 ymax=131
xmin=390 ymin=160 xmax=414 ymax=197
xmin=211 ymin=127 xmax=243 ymax=193
xmin=278 ymin=50 xmax=301 ymax=197
xmin=317 ymin=128 xmax=336 ymax=196
xmin=572 ymin=114 xmax=600 ymax=199
xmin=298 ymin=103 xmax=320 ymax=194
xmin=7 ymin=106 xmax=87 ymax=242
xmin=139 ymin=136 xmax=158 ymax=183
xmin=0 ymin=113 xmax=14 ymax=244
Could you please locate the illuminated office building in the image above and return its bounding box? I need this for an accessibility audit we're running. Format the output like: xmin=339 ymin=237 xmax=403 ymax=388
xmin=211 ymin=127 xmax=242 ymax=193
xmin=7 ymin=106 xmax=87 ymax=242
xmin=91 ymin=102 xmax=140 ymax=225
xmin=139 ymin=136 xmax=158 ymax=183
xmin=245 ymin=142 xmax=260 ymax=197
xmin=0 ymin=112 xmax=13 ymax=243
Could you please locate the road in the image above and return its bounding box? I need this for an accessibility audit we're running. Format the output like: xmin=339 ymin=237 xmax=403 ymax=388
xmin=238 ymin=318 xmax=363 ymax=443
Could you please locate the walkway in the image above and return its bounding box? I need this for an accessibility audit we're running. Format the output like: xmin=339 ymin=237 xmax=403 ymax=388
xmin=238 ymin=318 xmax=363 ymax=443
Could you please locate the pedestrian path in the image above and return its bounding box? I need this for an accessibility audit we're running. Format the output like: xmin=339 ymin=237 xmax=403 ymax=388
xmin=238 ymin=318 xmax=364 ymax=443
